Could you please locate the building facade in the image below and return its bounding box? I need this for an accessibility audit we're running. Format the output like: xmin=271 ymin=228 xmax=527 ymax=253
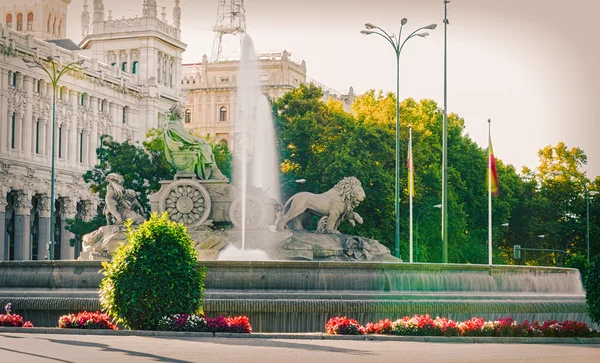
xmin=181 ymin=51 xmax=355 ymax=148
xmin=0 ymin=0 xmax=184 ymax=260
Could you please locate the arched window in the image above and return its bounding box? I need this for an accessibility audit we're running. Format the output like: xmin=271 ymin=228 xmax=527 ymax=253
xmin=6 ymin=13 xmax=12 ymax=29
xmin=185 ymin=109 xmax=191 ymax=123
xmin=132 ymin=61 xmax=139 ymax=74
xmin=219 ymin=139 xmax=228 ymax=148
xmin=121 ymin=62 xmax=128 ymax=72
xmin=16 ymin=13 xmax=23 ymax=31
xmin=27 ymin=13 xmax=33 ymax=31
xmin=57 ymin=19 xmax=62 ymax=36
xmin=219 ymin=106 xmax=227 ymax=122
xmin=111 ymin=62 xmax=116 ymax=67
xmin=52 ymin=17 xmax=56 ymax=35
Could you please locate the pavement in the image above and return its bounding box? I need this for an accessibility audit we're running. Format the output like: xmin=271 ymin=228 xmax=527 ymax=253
xmin=1 ymin=329 xmax=599 ymax=363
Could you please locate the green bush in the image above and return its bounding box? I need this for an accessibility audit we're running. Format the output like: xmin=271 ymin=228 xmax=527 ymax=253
xmin=585 ymin=255 xmax=600 ymax=325
xmin=564 ymin=254 xmax=589 ymax=282
xmin=99 ymin=213 xmax=206 ymax=330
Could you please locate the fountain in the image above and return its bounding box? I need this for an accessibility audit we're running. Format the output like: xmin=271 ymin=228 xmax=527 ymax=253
xmin=0 ymin=35 xmax=595 ymax=332
xmin=229 ymin=36 xmax=280 ymax=256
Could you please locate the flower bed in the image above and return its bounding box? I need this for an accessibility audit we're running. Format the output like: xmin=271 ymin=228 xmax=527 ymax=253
xmin=0 ymin=303 xmax=33 ymax=328
xmin=58 ymin=311 xmax=118 ymax=330
xmin=158 ymin=314 xmax=252 ymax=333
xmin=327 ymin=315 xmax=600 ymax=338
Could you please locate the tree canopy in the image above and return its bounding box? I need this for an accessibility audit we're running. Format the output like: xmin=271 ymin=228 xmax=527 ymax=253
xmin=274 ymin=83 xmax=599 ymax=266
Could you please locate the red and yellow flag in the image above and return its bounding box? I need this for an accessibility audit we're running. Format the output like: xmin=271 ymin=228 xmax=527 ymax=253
xmin=488 ymin=135 xmax=499 ymax=197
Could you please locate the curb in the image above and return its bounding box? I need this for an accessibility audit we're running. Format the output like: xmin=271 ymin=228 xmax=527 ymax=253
xmin=1 ymin=328 xmax=600 ymax=344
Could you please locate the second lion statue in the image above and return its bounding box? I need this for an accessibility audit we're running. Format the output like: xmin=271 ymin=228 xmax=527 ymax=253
xmin=275 ymin=177 xmax=365 ymax=234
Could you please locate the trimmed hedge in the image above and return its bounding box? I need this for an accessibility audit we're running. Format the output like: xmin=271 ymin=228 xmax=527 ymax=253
xmin=100 ymin=213 xmax=206 ymax=330
xmin=585 ymin=255 xmax=600 ymax=325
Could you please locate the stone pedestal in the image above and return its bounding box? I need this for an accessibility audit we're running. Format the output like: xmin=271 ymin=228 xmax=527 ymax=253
xmin=79 ymin=224 xmax=129 ymax=261
xmin=149 ymin=178 xmax=238 ymax=229
xmin=149 ymin=178 xmax=279 ymax=231
xmin=281 ymin=232 xmax=398 ymax=262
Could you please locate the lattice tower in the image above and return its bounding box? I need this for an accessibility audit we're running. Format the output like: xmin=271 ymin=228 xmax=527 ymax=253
xmin=211 ymin=0 xmax=246 ymax=62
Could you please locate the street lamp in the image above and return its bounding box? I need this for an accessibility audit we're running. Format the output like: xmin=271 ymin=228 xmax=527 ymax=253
xmin=415 ymin=204 xmax=441 ymax=262
xmin=23 ymin=56 xmax=85 ymax=260
xmin=552 ymin=171 xmax=598 ymax=264
xmin=361 ymin=19 xmax=436 ymax=259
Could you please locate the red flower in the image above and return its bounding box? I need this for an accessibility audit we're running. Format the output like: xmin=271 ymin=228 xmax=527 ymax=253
xmin=57 ymin=311 xmax=117 ymax=330
xmin=325 ymin=317 xmax=365 ymax=335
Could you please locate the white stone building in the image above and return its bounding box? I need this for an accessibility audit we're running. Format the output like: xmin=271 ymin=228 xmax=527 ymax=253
xmin=182 ymin=52 xmax=355 ymax=148
xmin=0 ymin=0 xmax=184 ymax=260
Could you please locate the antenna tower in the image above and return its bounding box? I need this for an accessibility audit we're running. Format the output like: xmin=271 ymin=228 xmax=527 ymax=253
xmin=211 ymin=0 xmax=246 ymax=62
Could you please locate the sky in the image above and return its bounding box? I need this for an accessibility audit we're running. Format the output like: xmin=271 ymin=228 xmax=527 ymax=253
xmin=67 ymin=0 xmax=600 ymax=179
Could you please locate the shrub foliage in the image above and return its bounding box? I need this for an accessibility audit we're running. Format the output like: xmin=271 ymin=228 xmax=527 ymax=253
xmin=585 ymin=255 xmax=600 ymax=325
xmin=58 ymin=311 xmax=118 ymax=330
xmin=99 ymin=213 xmax=206 ymax=330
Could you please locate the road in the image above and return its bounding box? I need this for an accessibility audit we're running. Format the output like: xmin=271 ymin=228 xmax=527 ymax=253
xmin=1 ymin=333 xmax=599 ymax=363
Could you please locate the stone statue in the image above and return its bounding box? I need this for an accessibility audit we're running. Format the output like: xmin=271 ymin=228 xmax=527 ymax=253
xmin=275 ymin=177 xmax=365 ymax=234
xmin=103 ymin=173 xmax=145 ymax=225
xmin=80 ymin=174 xmax=145 ymax=260
xmin=164 ymin=104 xmax=227 ymax=180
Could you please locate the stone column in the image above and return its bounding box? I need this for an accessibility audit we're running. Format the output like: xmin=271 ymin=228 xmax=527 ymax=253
xmin=14 ymin=112 xmax=23 ymax=152
xmin=37 ymin=193 xmax=51 ymax=260
xmin=59 ymin=196 xmax=77 ymax=260
xmin=13 ymin=190 xmax=32 ymax=260
xmin=89 ymin=96 xmax=98 ymax=165
xmin=69 ymin=90 xmax=78 ymax=165
xmin=39 ymin=118 xmax=47 ymax=157
xmin=157 ymin=53 xmax=162 ymax=84
xmin=0 ymin=188 xmax=7 ymax=261
xmin=110 ymin=102 xmax=119 ymax=141
xmin=83 ymin=130 xmax=91 ymax=166
xmin=23 ymin=75 xmax=33 ymax=159
xmin=0 ymin=69 xmax=8 ymax=154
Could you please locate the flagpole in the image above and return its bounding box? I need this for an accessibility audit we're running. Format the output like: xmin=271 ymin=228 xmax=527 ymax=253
xmin=409 ymin=125 xmax=414 ymax=263
xmin=488 ymin=118 xmax=493 ymax=265
xmin=442 ymin=0 xmax=450 ymax=264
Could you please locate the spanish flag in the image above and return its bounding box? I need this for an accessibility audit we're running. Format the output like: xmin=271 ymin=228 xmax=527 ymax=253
xmin=407 ymin=128 xmax=414 ymax=196
xmin=488 ymin=135 xmax=499 ymax=197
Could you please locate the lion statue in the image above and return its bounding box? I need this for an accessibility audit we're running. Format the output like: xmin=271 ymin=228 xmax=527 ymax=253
xmin=275 ymin=177 xmax=365 ymax=234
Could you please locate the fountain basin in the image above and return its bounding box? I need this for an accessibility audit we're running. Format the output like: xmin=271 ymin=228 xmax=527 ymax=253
xmin=0 ymin=261 xmax=592 ymax=332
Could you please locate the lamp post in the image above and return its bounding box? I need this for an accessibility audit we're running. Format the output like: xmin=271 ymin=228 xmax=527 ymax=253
xmin=23 ymin=56 xmax=85 ymax=260
xmin=415 ymin=203 xmax=441 ymax=262
xmin=552 ymin=171 xmax=598 ymax=264
xmin=361 ymin=20 xmax=436 ymax=259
